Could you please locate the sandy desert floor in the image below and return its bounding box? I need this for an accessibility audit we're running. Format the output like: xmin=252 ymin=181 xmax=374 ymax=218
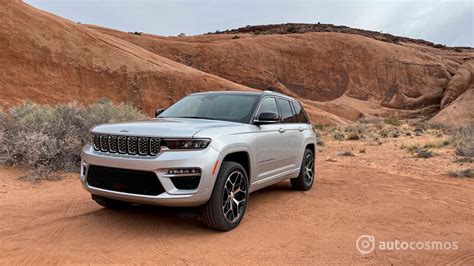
xmin=0 ymin=136 xmax=473 ymax=264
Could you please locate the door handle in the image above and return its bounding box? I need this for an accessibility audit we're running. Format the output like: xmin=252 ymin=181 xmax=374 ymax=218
xmin=298 ymin=127 xmax=304 ymax=132
xmin=278 ymin=128 xmax=286 ymax=133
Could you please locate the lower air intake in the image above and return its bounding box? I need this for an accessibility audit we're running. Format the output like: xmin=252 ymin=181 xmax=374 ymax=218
xmin=87 ymin=166 xmax=165 ymax=196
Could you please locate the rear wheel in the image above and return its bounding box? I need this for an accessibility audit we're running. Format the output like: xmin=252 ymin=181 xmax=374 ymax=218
xmin=291 ymin=149 xmax=315 ymax=191
xmin=92 ymin=194 xmax=132 ymax=209
xmin=201 ymin=161 xmax=249 ymax=231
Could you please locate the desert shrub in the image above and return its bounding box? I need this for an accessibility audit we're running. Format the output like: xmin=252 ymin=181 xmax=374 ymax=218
xmin=384 ymin=118 xmax=402 ymax=127
xmin=358 ymin=117 xmax=382 ymax=125
xmin=287 ymin=25 xmax=298 ymax=33
xmin=400 ymin=143 xmax=420 ymax=153
xmin=450 ymin=127 xmax=474 ymax=157
xmin=379 ymin=128 xmax=389 ymax=138
xmin=359 ymin=148 xmax=366 ymax=153
xmin=390 ymin=128 xmax=400 ymax=138
xmin=346 ymin=133 xmax=360 ymax=140
xmin=447 ymin=169 xmax=473 ymax=178
xmin=454 ymin=47 xmax=463 ymax=53
xmin=178 ymin=33 xmax=186 ymax=37
xmin=337 ymin=150 xmax=355 ymax=157
xmin=232 ymin=35 xmax=240 ymax=39
xmin=453 ymin=157 xmax=473 ymax=164
xmin=333 ymin=132 xmax=345 ymax=141
xmin=415 ymin=148 xmax=433 ymax=158
xmin=0 ymin=100 xmax=145 ymax=181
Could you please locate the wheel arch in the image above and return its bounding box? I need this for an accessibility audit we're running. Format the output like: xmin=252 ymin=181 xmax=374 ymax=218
xmin=220 ymin=149 xmax=252 ymax=183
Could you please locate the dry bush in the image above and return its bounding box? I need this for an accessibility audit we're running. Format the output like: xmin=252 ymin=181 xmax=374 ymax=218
xmin=447 ymin=169 xmax=473 ymax=178
xmin=0 ymin=100 xmax=145 ymax=181
xmin=450 ymin=127 xmax=474 ymax=157
xmin=337 ymin=150 xmax=355 ymax=157
xmin=415 ymin=148 xmax=433 ymax=158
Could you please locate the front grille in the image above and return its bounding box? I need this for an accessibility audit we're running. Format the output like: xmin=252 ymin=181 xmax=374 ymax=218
xmin=92 ymin=134 xmax=160 ymax=156
xmin=87 ymin=165 xmax=165 ymax=196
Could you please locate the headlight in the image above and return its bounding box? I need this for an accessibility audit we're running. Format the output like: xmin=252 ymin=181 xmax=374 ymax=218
xmin=161 ymin=138 xmax=210 ymax=150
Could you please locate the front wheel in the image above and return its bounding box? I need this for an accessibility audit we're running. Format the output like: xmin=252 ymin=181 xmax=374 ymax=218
xmin=201 ymin=161 xmax=249 ymax=231
xmin=291 ymin=149 xmax=315 ymax=191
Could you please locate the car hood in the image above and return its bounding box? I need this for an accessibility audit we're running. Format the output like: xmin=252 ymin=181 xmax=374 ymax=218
xmin=91 ymin=118 xmax=244 ymax=138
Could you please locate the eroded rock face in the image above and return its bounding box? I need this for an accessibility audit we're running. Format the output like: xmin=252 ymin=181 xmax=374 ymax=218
xmin=440 ymin=60 xmax=474 ymax=109
xmin=90 ymin=27 xmax=455 ymax=114
xmin=0 ymin=1 xmax=250 ymax=114
xmin=1 ymin=1 xmax=473 ymax=127
xmin=430 ymin=88 xmax=474 ymax=128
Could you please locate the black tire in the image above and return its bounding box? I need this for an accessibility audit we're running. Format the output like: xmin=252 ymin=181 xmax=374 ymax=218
xmin=92 ymin=194 xmax=132 ymax=209
xmin=201 ymin=161 xmax=249 ymax=231
xmin=291 ymin=149 xmax=315 ymax=191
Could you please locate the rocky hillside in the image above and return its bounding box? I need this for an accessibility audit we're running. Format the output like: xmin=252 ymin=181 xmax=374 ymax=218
xmin=0 ymin=0 xmax=251 ymax=116
xmin=1 ymin=0 xmax=473 ymax=126
xmin=88 ymin=25 xmax=474 ymax=125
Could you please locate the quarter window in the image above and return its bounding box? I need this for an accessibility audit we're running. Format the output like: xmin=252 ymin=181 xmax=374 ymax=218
xmin=292 ymin=101 xmax=309 ymax=123
xmin=276 ymin=99 xmax=295 ymax=123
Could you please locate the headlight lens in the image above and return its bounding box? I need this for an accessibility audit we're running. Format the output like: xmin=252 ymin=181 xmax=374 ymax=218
xmin=161 ymin=138 xmax=210 ymax=150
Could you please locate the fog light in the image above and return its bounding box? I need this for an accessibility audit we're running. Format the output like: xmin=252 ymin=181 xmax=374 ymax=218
xmin=168 ymin=168 xmax=201 ymax=175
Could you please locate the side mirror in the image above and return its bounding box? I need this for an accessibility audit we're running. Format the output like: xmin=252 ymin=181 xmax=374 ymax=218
xmin=155 ymin=108 xmax=166 ymax=117
xmin=254 ymin=112 xmax=279 ymax=125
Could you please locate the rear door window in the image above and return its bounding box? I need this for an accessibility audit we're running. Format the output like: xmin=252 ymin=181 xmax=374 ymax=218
xmin=276 ymin=98 xmax=295 ymax=123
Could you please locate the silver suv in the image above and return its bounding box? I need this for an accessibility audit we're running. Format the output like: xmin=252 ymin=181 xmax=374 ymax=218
xmin=81 ymin=91 xmax=316 ymax=231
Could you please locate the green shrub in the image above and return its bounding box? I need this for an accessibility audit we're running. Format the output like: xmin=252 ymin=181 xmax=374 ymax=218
xmin=384 ymin=118 xmax=402 ymax=127
xmin=0 ymin=100 xmax=145 ymax=181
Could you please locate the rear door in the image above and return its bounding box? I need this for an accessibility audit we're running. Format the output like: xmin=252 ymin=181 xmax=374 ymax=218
xmin=276 ymin=98 xmax=303 ymax=171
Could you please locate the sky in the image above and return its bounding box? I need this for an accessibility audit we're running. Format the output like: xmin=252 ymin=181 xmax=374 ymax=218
xmin=26 ymin=0 xmax=473 ymax=47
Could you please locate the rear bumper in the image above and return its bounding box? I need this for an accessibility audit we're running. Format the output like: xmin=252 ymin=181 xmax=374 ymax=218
xmin=80 ymin=144 xmax=220 ymax=207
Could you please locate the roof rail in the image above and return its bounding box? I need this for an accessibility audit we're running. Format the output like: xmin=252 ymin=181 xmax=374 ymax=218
xmin=264 ymin=90 xmax=286 ymax=96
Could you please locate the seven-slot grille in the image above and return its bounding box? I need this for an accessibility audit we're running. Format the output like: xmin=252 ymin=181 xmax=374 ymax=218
xmin=92 ymin=134 xmax=160 ymax=156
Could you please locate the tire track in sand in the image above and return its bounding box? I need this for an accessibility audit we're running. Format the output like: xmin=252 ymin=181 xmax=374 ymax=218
xmin=20 ymin=197 xmax=81 ymax=264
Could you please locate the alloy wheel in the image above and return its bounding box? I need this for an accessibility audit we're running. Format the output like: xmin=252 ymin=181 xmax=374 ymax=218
xmin=304 ymin=153 xmax=314 ymax=186
xmin=222 ymin=171 xmax=247 ymax=223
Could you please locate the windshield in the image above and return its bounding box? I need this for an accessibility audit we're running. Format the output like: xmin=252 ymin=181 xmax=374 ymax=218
xmin=158 ymin=94 xmax=260 ymax=123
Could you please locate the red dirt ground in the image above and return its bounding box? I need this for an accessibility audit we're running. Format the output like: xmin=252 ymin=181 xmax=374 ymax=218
xmin=1 ymin=135 xmax=473 ymax=264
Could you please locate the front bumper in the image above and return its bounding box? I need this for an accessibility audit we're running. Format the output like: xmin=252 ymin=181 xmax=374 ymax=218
xmin=80 ymin=144 xmax=220 ymax=207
